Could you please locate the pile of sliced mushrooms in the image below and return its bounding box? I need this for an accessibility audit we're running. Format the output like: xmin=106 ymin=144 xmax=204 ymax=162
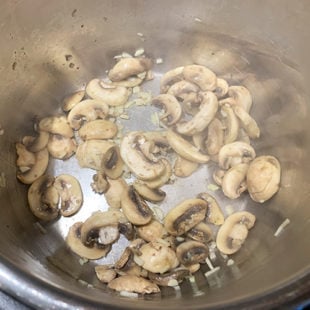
xmin=15 ymin=51 xmax=281 ymax=295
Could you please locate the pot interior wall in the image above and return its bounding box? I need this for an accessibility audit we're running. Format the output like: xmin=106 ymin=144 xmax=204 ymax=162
xmin=0 ymin=0 xmax=310 ymax=309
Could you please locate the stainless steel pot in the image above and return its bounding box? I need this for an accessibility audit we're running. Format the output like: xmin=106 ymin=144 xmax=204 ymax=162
xmin=0 ymin=0 xmax=310 ymax=309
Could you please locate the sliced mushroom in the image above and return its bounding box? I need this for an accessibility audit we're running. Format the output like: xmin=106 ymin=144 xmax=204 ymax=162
xmin=104 ymin=178 xmax=128 ymax=209
xmin=198 ymin=192 xmax=224 ymax=225
xmin=218 ymin=142 xmax=256 ymax=170
xmin=78 ymin=119 xmax=118 ymax=140
xmin=47 ymin=134 xmax=77 ymax=160
xmin=152 ymin=94 xmax=182 ymax=126
xmin=205 ymin=118 xmax=225 ymax=156
xmin=183 ymin=65 xmax=217 ymax=91
xmin=108 ymin=57 xmax=153 ymax=82
xmin=91 ymin=171 xmax=109 ymax=194
xmin=17 ymin=148 xmax=49 ymax=184
xmin=214 ymin=78 xmax=229 ymax=98
xmin=167 ymin=80 xmax=199 ymax=100
xmin=176 ymin=91 xmax=218 ymax=136
xmin=86 ymin=79 xmax=131 ymax=106
xmin=115 ymin=248 xmax=144 ymax=277
xmin=95 ymin=265 xmax=117 ymax=283
xmin=174 ymin=155 xmax=199 ymax=178
xmin=166 ymin=129 xmax=209 ymax=164
xmin=62 ymin=90 xmax=85 ymax=112
xmin=75 ymin=140 xmax=114 ymax=170
xmin=135 ymin=240 xmax=179 ymax=274
xmin=185 ymin=263 xmax=201 ymax=274
xmin=216 ymin=211 xmax=256 ymax=254
xmin=80 ymin=210 xmax=130 ymax=246
xmin=220 ymin=103 xmax=239 ymax=144
xmin=143 ymin=159 xmax=172 ymax=189
xmin=164 ymin=198 xmax=208 ymax=236
xmin=39 ymin=116 xmax=73 ymax=138
xmin=192 ymin=129 xmax=208 ymax=152
xmin=238 ymin=128 xmax=251 ymax=144
xmin=228 ymin=86 xmax=252 ymax=112
xmin=120 ymin=131 xmax=166 ymax=181
xmin=108 ymin=275 xmax=160 ymax=294
xmin=182 ymin=92 xmax=201 ymax=115
xmin=247 ymin=155 xmax=281 ymax=203
xmin=222 ymin=163 xmax=249 ymax=199
xmin=121 ymin=185 xmax=153 ymax=226
xmin=27 ymin=175 xmax=59 ymax=221
xmin=16 ymin=142 xmax=36 ymax=169
xmin=101 ymin=145 xmax=124 ymax=179
xmin=67 ymin=99 xmax=109 ymax=130
xmin=66 ymin=222 xmax=111 ymax=260
xmin=133 ymin=181 xmax=166 ymax=203
xmin=160 ymin=66 xmax=184 ymax=93
xmin=176 ymin=241 xmax=209 ymax=266
xmin=53 ymin=174 xmax=83 ymax=217
xmin=148 ymin=268 xmax=190 ymax=286
xmin=136 ymin=220 xmax=166 ymax=242
xmin=22 ymin=131 xmax=50 ymax=153
xmin=232 ymin=105 xmax=260 ymax=139
xmin=186 ymin=222 xmax=213 ymax=243
xmin=111 ymin=76 xmax=144 ymax=87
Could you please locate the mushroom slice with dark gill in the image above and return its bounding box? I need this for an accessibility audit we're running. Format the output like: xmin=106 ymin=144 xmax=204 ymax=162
xmin=164 ymin=198 xmax=208 ymax=236
xmin=66 ymin=222 xmax=111 ymax=260
xmin=27 ymin=174 xmax=59 ymax=221
xmin=216 ymin=211 xmax=256 ymax=255
xmin=53 ymin=174 xmax=83 ymax=217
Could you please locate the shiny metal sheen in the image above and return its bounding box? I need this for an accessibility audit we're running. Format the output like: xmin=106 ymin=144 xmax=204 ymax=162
xmin=0 ymin=0 xmax=310 ymax=309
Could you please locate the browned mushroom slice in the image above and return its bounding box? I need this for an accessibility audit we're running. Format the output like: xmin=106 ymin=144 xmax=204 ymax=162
xmin=143 ymin=159 xmax=172 ymax=189
xmin=166 ymin=129 xmax=209 ymax=164
xmin=91 ymin=171 xmax=109 ymax=194
xmin=216 ymin=211 xmax=256 ymax=255
xmin=16 ymin=142 xmax=36 ymax=170
xmin=80 ymin=210 xmax=131 ymax=246
xmin=198 ymin=192 xmax=224 ymax=226
xmin=108 ymin=57 xmax=153 ymax=82
xmin=95 ymin=265 xmax=117 ymax=283
xmin=120 ymin=186 xmax=153 ymax=226
xmin=108 ymin=275 xmax=160 ymax=294
xmin=183 ymin=65 xmax=217 ymax=91
xmin=133 ymin=181 xmax=166 ymax=203
xmin=135 ymin=240 xmax=179 ymax=274
xmin=136 ymin=220 xmax=166 ymax=242
xmin=160 ymin=66 xmax=184 ymax=93
xmin=62 ymin=90 xmax=85 ymax=112
xmin=176 ymin=241 xmax=209 ymax=266
xmin=218 ymin=141 xmax=256 ymax=170
xmin=164 ymin=198 xmax=208 ymax=236
xmin=176 ymin=91 xmax=218 ymax=136
xmin=22 ymin=130 xmax=50 ymax=153
xmin=104 ymin=178 xmax=128 ymax=209
xmin=174 ymin=155 xmax=199 ymax=178
xmin=67 ymin=99 xmax=109 ymax=130
xmin=228 ymin=85 xmax=252 ymax=112
xmin=78 ymin=119 xmax=118 ymax=141
xmin=47 ymin=134 xmax=77 ymax=160
xmin=53 ymin=174 xmax=83 ymax=217
xmin=167 ymin=80 xmax=199 ymax=100
xmin=152 ymin=94 xmax=182 ymax=126
xmin=222 ymin=163 xmax=249 ymax=199
xmin=39 ymin=116 xmax=73 ymax=138
xmin=27 ymin=175 xmax=59 ymax=221
xmin=17 ymin=148 xmax=49 ymax=185
xmin=101 ymin=145 xmax=124 ymax=179
xmin=186 ymin=222 xmax=213 ymax=243
xmin=75 ymin=140 xmax=114 ymax=170
xmin=66 ymin=222 xmax=111 ymax=260
xmin=86 ymin=79 xmax=131 ymax=106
